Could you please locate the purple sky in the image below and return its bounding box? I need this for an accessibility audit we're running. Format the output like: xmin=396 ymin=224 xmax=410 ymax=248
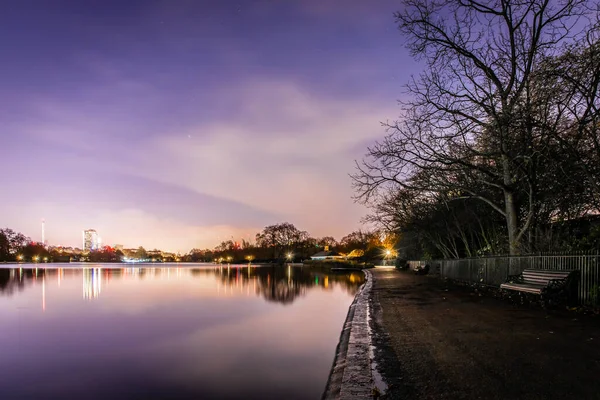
xmin=0 ymin=0 xmax=419 ymax=252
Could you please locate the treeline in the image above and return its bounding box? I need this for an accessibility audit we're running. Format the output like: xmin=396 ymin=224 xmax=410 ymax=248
xmin=0 ymin=223 xmax=397 ymax=264
xmin=0 ymin=228 xmax=50 ymax=262
xmin=183 ymin=222 xmax=397 ymax=263
xmin=353 ymin=0 xmax=600 ymax=259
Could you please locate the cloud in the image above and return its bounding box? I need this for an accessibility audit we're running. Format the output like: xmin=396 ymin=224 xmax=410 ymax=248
xmin=129 ymin=79 xmax=395 ymax=238
xmin=8 ymin=77 xmax=395 ymax=248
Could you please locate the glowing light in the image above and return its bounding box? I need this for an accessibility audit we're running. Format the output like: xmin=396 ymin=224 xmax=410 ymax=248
xmin=286 ymin=253 xmax=293 ymax=260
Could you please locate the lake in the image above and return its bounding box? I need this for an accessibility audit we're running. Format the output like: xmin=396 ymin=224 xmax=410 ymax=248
xmin=0 ymin=264 xmax=363 ymax=400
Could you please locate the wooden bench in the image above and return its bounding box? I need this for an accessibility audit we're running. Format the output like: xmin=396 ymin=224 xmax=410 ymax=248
xmin=500 ymin=269 xmax=580 ymax=306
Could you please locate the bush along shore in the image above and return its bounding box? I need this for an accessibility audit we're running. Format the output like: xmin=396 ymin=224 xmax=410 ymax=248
xmin=303 ymin=259 xmax=375 ymax=270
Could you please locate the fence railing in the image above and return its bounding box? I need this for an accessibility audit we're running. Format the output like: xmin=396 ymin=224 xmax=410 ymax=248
xmin=410 ymin=255 xmax=600 ymax=305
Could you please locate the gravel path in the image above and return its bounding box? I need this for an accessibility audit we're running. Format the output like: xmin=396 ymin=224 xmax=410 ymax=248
xmin=370 ymin=267 xmax=600 ymax=400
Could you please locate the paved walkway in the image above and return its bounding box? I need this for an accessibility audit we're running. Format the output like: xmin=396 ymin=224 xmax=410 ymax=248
xmin=370 ymin=267 xmax=600 ymax=400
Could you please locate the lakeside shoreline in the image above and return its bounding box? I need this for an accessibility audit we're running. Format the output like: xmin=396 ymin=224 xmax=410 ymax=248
xmin=323 ymin=269 xmax=380 ymax=400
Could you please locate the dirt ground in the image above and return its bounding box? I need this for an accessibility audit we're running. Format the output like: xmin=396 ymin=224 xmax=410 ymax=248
xmin=370 ymin=267 xmax=600 ymax=400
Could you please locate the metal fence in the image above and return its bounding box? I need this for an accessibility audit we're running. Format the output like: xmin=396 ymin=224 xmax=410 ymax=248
xmin=414 ymin=254 xmax=600 ymax=305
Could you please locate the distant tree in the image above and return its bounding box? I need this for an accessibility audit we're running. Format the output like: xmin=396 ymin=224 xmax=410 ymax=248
xmin=215 ymin=240 xmax=235 ymax=252
xmin=21 ymin=242 xmax=49 ymax=262
xmin=135 ymin=246 xmax=148 ymax=260
xmin=0 ymin=228 xmax=29 ymax=256
xmin=89 ymin=246 xmax=122 ymax=262
xmin=339 ymin=230 xmax=380 ymax=253
xmin=317 ymin=236 xmax=338 ymax=249
xmin=0 ymin=231 xmax=9 ymax=261
xmin=255 ymin=222 xmax=309 ymax=261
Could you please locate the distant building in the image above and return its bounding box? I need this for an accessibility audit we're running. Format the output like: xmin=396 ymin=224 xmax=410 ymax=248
xmin=114 ymin=244 xmax=124 ymax=251
xmin=83 ymin=229 xmax=99 ymax=252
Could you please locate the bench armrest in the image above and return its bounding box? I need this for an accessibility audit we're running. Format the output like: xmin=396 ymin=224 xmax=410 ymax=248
xmin=506 ymin=274 xmax=523 ymax=283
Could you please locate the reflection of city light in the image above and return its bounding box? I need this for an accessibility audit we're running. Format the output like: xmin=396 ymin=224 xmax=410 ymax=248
xmin=83 ymin=268 xmax=102 ymax=299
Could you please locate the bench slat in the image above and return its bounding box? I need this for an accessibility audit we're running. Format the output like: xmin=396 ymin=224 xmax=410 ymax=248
xmin=523 ymin=270 xmax=570 ymax=276
xmin=523 ymin=273 xmax=570 ymax=278
xmin=523 ymin=271 xmax=569 ymax=276
xmin=500 ymin=283 xmax=544 ymax=294
xmin=522 ymin=278 xmax=565 ymax=283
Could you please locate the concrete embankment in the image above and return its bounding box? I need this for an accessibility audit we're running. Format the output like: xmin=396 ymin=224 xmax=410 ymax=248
xmin=323 ymin=270 xmax=384 ymax=400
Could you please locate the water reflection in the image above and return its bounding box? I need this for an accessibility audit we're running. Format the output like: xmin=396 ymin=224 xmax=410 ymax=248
xmin=0 ymin=264 xmax=364 ymax=400
xmin=0 ymin=264 xmax=364 ymax=306
xmin=83 ymin=268 xmax=102 ymax=299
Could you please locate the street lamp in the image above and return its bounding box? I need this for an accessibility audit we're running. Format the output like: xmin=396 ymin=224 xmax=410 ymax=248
xmin=286 ymin=253 xmax=293 ymax=263
xmin=17 ymin=255 xmax=23 ymax=262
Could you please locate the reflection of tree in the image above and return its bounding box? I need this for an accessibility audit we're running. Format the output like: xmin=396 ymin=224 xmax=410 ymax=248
xmin=255 ymin=266 xmax=307 ymax=305
xmin=213 ymin=265 xmax=365 ymax=305
xmin=0 ymin=268 xmax=49 ymax=296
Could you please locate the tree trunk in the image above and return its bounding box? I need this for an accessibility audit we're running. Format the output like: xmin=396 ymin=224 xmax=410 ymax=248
xmin=502 ymin=151 xmax=520 ymax=255
xmin=504 ymin=190 xmax=520 ymax=255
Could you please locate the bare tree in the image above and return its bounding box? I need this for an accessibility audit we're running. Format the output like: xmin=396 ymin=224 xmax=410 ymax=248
xmin=255 ymin=222 xmax=309 ymax=261
xmin=354 ymin=0 xmax=594 ymax=254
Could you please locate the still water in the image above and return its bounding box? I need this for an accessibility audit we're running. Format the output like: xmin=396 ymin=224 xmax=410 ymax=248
xmin=0 ymin=264 xmax=364 ymax=400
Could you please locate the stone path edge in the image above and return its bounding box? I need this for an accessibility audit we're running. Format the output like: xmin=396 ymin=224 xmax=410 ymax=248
xmin=322 ymin=270 xmax=375 ymax=400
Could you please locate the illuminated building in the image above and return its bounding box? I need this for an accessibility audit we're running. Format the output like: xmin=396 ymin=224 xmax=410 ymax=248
xmin=83 ymin=229 xmax=99 ymax=252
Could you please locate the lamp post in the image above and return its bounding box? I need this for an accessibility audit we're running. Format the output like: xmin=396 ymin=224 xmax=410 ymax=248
xmin=286 ymin=253 xmax=293 ymax=263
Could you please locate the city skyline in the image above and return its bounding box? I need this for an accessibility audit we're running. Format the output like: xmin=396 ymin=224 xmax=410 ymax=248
xmin=0 ymin=1 xmax=420 ymax=251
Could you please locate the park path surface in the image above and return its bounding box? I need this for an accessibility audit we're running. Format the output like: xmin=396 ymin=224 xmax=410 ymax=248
xmin=370 ymin=267 xmax=600 ymax=400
